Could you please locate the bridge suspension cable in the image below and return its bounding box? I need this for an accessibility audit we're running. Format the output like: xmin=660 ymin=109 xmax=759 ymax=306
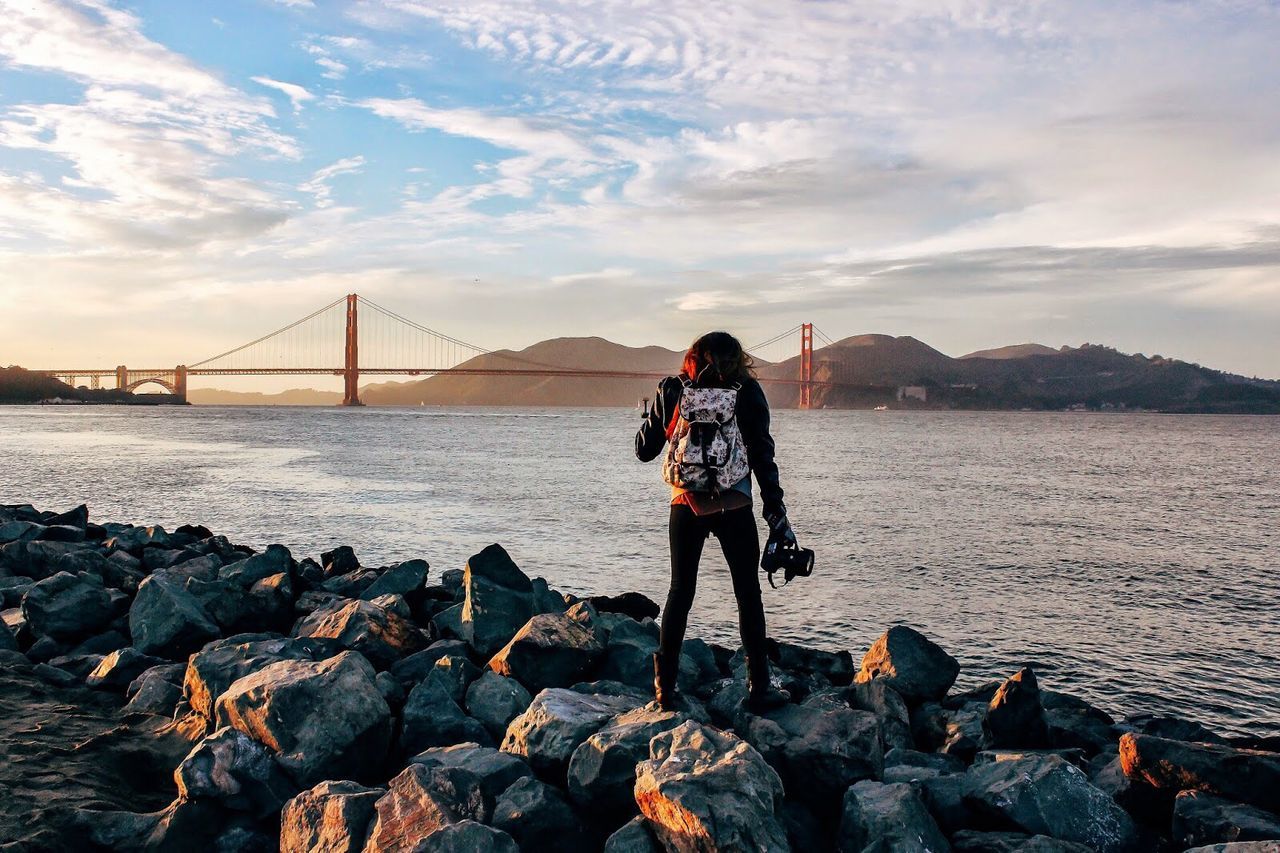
xmin=190 ymin=296 xmax=349 ymax=370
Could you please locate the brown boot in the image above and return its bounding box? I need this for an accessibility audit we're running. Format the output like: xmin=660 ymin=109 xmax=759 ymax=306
xmin=745 ymin=654 xmax=790 ymax=713
xmin=653 ymin=653 xmax=678 ymax=711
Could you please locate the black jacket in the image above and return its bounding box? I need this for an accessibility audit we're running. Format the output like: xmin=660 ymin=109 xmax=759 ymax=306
xmin=634 ymin=375 xmax=786 ymax=519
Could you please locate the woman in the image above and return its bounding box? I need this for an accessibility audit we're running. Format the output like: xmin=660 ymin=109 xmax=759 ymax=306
xmin=634 ymin=331 xmax=794 ymax=712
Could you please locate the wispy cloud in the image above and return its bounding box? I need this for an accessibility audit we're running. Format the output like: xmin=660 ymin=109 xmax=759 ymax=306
xmin=251 ymin=76 xmax=314 ymax=112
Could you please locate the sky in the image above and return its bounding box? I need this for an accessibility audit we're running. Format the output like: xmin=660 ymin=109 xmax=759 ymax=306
xmin=1 ymin=0 xmax=1279 ymax=390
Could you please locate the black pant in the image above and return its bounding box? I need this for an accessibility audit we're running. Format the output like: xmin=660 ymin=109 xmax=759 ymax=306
xmin=660 ymin=504 xmax=768 ymax=663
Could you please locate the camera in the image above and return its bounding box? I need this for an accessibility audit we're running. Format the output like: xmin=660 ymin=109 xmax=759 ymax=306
xmin=762 ymin=542 xmax=815 ymax=588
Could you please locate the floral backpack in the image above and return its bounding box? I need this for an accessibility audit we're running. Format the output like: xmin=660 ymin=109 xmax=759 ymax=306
xmin=662 ymin=378 xmax=750 ymax=493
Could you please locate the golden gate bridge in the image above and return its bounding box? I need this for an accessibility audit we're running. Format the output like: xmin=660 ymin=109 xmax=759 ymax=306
xmin=32 ymin=294 xmax=857 ymax=408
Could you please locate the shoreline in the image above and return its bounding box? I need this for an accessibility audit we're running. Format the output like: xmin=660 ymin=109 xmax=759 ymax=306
xmin=2 ymin=502 xmax=1278 ymax=851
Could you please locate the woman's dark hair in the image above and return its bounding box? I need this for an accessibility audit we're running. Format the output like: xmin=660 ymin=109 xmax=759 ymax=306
xmin=681 ymin=331 xmax=756 ymax=383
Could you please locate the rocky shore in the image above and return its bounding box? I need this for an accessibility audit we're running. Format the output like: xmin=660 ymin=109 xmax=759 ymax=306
xmin=1 ymin=502 xmax=1278 ymax=853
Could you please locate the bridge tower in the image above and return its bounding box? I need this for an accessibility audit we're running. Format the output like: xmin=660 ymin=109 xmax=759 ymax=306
xmin=115 ymin=365 xmax=127 ymax=391
xmin=342 ymin=293 xmax=363 ymax=406
xmin=799 ymin=323 xmax=814 ymax=410
xmin=174 ymin=365 xmax=188 ymax=403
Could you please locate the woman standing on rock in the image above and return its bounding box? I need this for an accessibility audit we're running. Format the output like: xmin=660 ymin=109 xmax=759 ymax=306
xmin=635 ymin=331 xmax=794 ymax=713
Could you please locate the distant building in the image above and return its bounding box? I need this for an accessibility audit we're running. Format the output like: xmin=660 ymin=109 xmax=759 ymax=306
xmin=897 ymin=386 xmax=927 ymax=402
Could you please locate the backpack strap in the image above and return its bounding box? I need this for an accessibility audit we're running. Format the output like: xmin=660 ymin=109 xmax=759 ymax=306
xmin=664 ymin=378 xmax=689 ymax=440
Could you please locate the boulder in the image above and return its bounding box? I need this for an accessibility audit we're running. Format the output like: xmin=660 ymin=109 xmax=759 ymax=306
xmin=856 ymin=626 xmax=960 ymax=702
xmin=245 ymin=572 xmax=295 ymax=629
xmin=86 ymin=647 xmax=168 ymax=689
xmin=125 ymin=674 xmax=185 ymax=717
xmin=105 ymin=525 xmax=171 ymax=553
xmin=389 ymin=640 xmax=471 ymax=685
xmin=837 ymin=780 xmax=951 ymax=853
xmin=360 ymin=559 xmax=429 ymax=600
xmin=597 ymin=617 xmax=660 ymax=689
xmin=588 ymin=592 xmax=660 ymax=622
xmin=1123 ymin=713 xmax=1228 ymax=744
xmin=439 ymin=569 xmax=464 ymax=600
xmin=432 ymin=603 xmax=465 ymax=641
xmin=567 ymin=705 xmax=690 ymax=820
xmin=604 ymin=817 xmax=661 ymax=853
xmin=492 ymin=776 xmax=584 ymax=852
xmin=850 ymin=679 xmax=914 ymax=751
xmin=400 ymin=678 xmax=494 ymax=754
xmin=984 ymin=668 xmax=1050 ymax=749
xmin=323 ymin=569 xmax=381 ymax=598
xmin=774 ymin=640 xmax=855 ymax=685
xmin=219 ymin=544 xmax=293 ymax=588
xmin=426 ymin=654 xmax=482 ymax=706
xmin=1173 ymin=790 xmax=1280 ymax=849
xmin=370 ymin=593 xmax=410 ymax=618
xmin=1119 ymin=733 xmax=1280 ymax=813
xmin=130 ymin=572 xmax=221 ymax=657
xmin=363 ymin=763 xmax=489 ymax=853
xmin=963 ymin=754 xmax=1137 ymax=853
xmin=501 ymin=687 xmax=645 ymax=779
xmin=294 ymin=599 xmax=429 ymax=670
xmin=487 ymin=609 xmax=605 ymax=694
xmin=950 ymin=831 xmax=1093 ymax=852
xmin=185 ymin=634 xmax=333 ymax=721
xmin=0 ymin=520 xmax=46 ymax=544
xmin=21 ymin=571 xmax=115 ymax=640
xmin=461 ymin=544 xmax=533 ymax=657
xmin=634 ymin=721 xmax=788 ymax=853
xmin=465 ymin=671 xmax=533 ymax=741
xmin=175 ymin=726 xmax=295 ymax=817
xmin=72 ymin=628 xmax=129 ymax=657
xmin=0 ymin=539 xmax=86 ymax=580
xmin=279 ymin=779 xmax=383 ymax=853
xmin=410 ymin=743 xmax=534 ymax=803
xmin=942 ymin=703 xmax=988 ymax=762
xmin=1182 ymin=845 xmax=1280 ymax=853
xmin=409 ymin=820 xmax=518 ymax=852
xmin=215 ymin=651 xmax=392 ymax=787
xmin=743 ymin=702 xmax=883 ymax=813
xmin=321 ymin=546 xmax=359 ymax=578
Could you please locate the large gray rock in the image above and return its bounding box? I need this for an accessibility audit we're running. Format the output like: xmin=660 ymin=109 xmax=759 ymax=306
xmin=218 ymin=544 xmax=293 ymax=588
xmin=279 ymin=779 xmax=383 ymax=853
xmin=634 ymin=721 xmax=789 ymax=853
xmin=567 ymin=705 xmax=690 ymax=820
xmin=294 ymin=599 xmax=429 ymax=670
xmin=105 ymin=525 xmax=171 ymax=554
xmin=410 ymin=743 xmax=534 ymax=803
xmin=1119 ymin=733 xmax=1280 ymax=813
xmin=360 ymin=559 xmax=429 ymax=600
xmin=400 ymin=678 xmax=493 ymax=754
xmin=465 ymin=671 xmax=533 ymax=741
xmin=215 ymin=651 xmax=392 ymax=787
xmin=21 ymin=571 xmax=115 ymax=640
xmin=984 ymin=668 xmax=1050 ymax=749
xmin=185 ymin=634 xmax=332 ymax=721
xmin=0 ymin=539 xmax=86 ymax=580
xmin=0 ymin=619 xmax=18 ymax=652
xmin=851 ymin=679 xmax=914 ymax=751
xmin=604 ymin=817 xmax=661 ymax=853
xmin=388 ymin=640 xmax=470 ymax=685
xmin=175 ymin=726 xmax=295 ymax=817
xmin=487 ymin=608 xmax=605 ymax=694
xmin=461 ymin=545 xmax=533 ymax=657
xmin=501 ymin=687 xmax=645 ymax=779
xmin=597 ymin=617 xmax=660 ymax=689
xmin=837 ymin=779 xmax=951 ymax=853
xmin=130 ymin=572 xmax=221 ymax=657
xmin=963 ymin=754 xmax=1137 ymax=853
xmin=1173 ymin=790 xmax=1280 ymax=849
xmin=410 ymin=820 xmax=518 ymax=852
xmin=425 ymin=654 xmax=481 ymax=707
xmin=856 ymin=626 xmax=959 ymax=702
xmin=363 ymin=763 xmax=489 ymax=853
xmin=124 ymin=674 xmax=184 ymax=717
xmin=492 ymin=776 xmax=583 ymax=852
xmin=744 ymin=701 xmax=883 ymax=813
xmin=86 ymin=647 xmax=168 ymax=689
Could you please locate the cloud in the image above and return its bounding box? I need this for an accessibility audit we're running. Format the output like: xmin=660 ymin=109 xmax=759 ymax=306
xmin=300 ymin=155 xmax=366 ymax=207
xmin=251 ymin=76 xmax=315 ymax=112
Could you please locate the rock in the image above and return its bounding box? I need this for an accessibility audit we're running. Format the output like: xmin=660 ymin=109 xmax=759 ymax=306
xmin=0 ymin=520 xmax=46 ymax=543
xmin=634 ymin=721 xmax=788 ymax=853
xmin=0 ymin=539 xmax=87 ymax=580
xmin=175 ymin=726 xmax=295 ymax=817
xmin=492 ymin=776 xmax=583 ymax=852
xmin=411 ymin=743 xmax=535 ymax=803
xmin=1182 ymin=845 xmax=1280 ymax=853
xmin=1173 ymin=790 xmax=1280 ymax=849
xmin=743 ymin=702 xmax=883 ymax=813
xmin=363 ymin=763 xmax=489 ymax=853
xmin=47 ymin=651 xmax=104 ymax=678
xmin=588 ymin=592 xmax=660 ymax=622
xmin=389 ymin=640 xmax=472 ymax=685
xmin=774 ymin=640 xmax=856 ymax=685
xmin=185 ymin=634 xmax=333 ymax=721
xmin=501 ymin=687 xmax=645 ymax=779
xmin=279 ymin=779 xmax=383 ymax=853
xmin=245 ymin=572 xmax=295 ymax=628
xmin=25 ymin=634 xmax=62 ymax=663
xmin=440 ymin=569 xmax=464 ymax=599
xmin=86 ymin=647 xmax=168 ymax=689
xmin=401 ymin=678 xmax=494 ymax=754
xmin=105 ymin=525 xmax=172 ymax=554
xmin=410 ymin=820 xmax=518 ymax=852
xmin=125 ymin=674 xmax=185 ymax=716
xmin=1044 ymin=706 xmax=1117 ymax=757
xmin=950 ymin=831 xmax=1092 ymax=852
xmin=361 ymin=559 xmax=429 ymax=600
xmin=974 ymin=749 xmax=1089 ymax=770
xmin=370 ymin=593 xmax=410 ymax=618
xmin=603 ymin=816 xmax=661 ymax=853
xmin=71 ymin=628 xmax=129 ymax=656
xmin=461 ymin=544 xmax=533 ymax=657
xmin=465 ymin=671 xmax=533 ymax=741
xmin=597 ymin=617 xmax=660 ymax=689
xmin=130 ymin=572 xmax=221 ymax=657
xmin=487 ymin=609 xmax=605 ymax=694
xmin=294 ymin=599 xmax=429 ymax=670
xmin=530 ymin=577 xmax=569 ymax=615
xmin=963 ymin=754 xmax=1137 ymax=853
xmin=984 ymin=668 xmax=1050 ymax=749
xmin=34 ymin=661 xmax=79 ymax=685
xmin=567 ymin=705 xmax=690 ymax=820
xmin=426 ymin=654 xmax=482 ymax=706
xmin=1119 ymin=733 xmax=1280 ymax=813
xmin=324 ymin=569 xmax=381 ymax=598
xmin=321 ymin=546 xmax=359 ymax=577
xmin=215 ymin=651 xmax=392 ymax=787
xmin=851 ymin=679 xmax=914 ymax=752
xmin=886 ymin=747 xmax=966 ymax=774
xmin=1123 ymin=713 xmax=1228 ymax=744
xmin=432 ymin=603 xmax=465 ymax=641
xmin=856 ymin=625 xmax=960 ymax=703
xmin=216 ymin=544 xmax=292 ymax=589
xmin=837 ymin=779 xmax=951 ymax=853
xmin=21 ymin=571 xmax=115 ymax=640
xmin=942 ymin=703 xmax=988 ymax=762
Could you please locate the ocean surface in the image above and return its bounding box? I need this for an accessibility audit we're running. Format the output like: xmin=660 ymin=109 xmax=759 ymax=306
xmin=1 ymin=405 xmax=1277 ymax=737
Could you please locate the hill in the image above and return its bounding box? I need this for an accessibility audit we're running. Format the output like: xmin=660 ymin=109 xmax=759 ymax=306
xmin=188 ymin=388 xmax=343 ymax=406
xmin=960 ymin=343 xmax=1061 ymax=360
